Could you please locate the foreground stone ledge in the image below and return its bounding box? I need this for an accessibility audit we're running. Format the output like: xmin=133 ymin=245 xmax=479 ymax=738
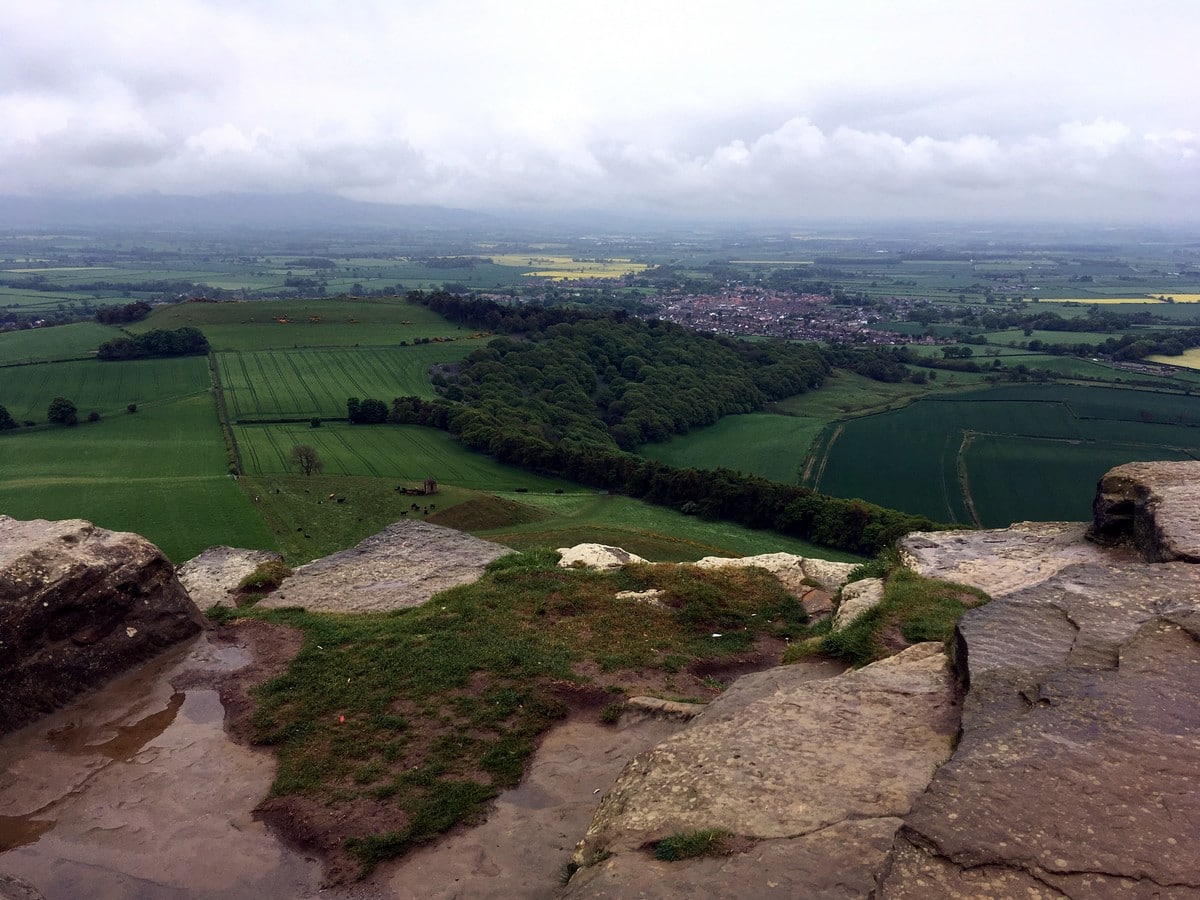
xmin=565 ymin=644 xmax=958 ymax=898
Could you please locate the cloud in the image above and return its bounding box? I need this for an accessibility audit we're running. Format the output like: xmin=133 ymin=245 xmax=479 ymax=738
xmin=0 ymin=0 xmax=1197 ymax=221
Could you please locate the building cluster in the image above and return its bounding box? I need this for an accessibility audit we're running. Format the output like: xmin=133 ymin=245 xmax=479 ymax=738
xmin=645 ymin=288 xmax=908 ymax=344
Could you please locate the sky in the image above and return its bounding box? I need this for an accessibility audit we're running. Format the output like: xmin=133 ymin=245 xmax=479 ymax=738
xmin=1 ymin=0 xmax=1198 ymax=223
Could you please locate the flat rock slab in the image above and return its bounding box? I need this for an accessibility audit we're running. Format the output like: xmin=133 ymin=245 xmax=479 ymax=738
xmin=260 ymin=520 xmax=509 ymax=613
xmin=1093 ymin=460 xmax=1200 ymax=562
xmin=900 ymin=521 xmax=1121 ymax=599
xmin=177 ymin=546 xmax=285 ymax=609
xmin=880 ymin=559 xmax=1200 ymax=897
xmin=565 ymin=646 xmax=957 ymax=898
xmin=0 ymin=516 xmax=204 ymax=735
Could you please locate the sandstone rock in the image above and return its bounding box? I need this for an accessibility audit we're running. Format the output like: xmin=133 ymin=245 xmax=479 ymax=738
xmin=176 ymin=546 xmax=285 ymax=609
xmin=565 ymin=645 xmax=957 ymax=898
xmin=694 ymin=552 xmax=856 ymax=594
xmin=557 ymin=544 xmax=647 ymax=569
xmin=1091 ymin=459 xmax=1200 ymax=562
xmin=259 ymin=520 xmax=508 ymax=613
xmin=900 ymin=520 xmax=1117 ymax=598
xmin=0 ymin=516 xmax=205 ymax=735
xmin=832 ymin=577 xmax=885 ymax=631
xmin=879 ymin=559 xmax=1200 ymax=897
xmin=799 ymin=586 xmax=835 ymax=618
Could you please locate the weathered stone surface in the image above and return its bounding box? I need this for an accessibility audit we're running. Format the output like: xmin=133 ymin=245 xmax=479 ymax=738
xmin=693 ymin=552 xmax=857 ymax=594
xmin=565 ymin=645 xmax=957 ymax=898
xmin=832 ymin=577 xmax=884 ymax=631
xmin=879 ymin=557 xmax=1200 ymax=896
xmin=557 ymin=544 xmax=647 ymax=569
xmin=900 ymin=520 xmax=1118 ymax=598
xmin=1092 ymin=460 xmax=1200 ymax=562
xmin=177 ymin=546 xmax=285 ymax=609
xmin=569 ymin=818 xmax=904 ymax=900
xmin=0 ymin=516 xmax=205 ymax=735
xmin=259 ymin=520 xmax=508 ymax=613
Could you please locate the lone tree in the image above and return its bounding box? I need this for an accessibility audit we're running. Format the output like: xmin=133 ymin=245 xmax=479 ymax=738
xmin=47 ymin=397 xmax=78 ymax=426
xmin=0 ymin=404 xmax=16 ymax=431
xmin=290 ymin=444 xmax=323 ymax=476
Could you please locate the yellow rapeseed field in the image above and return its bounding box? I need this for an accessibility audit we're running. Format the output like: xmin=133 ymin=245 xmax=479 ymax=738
xmin=1035 ymin=295 xmax=1200 ymax=304
xmin=488 ymin=254 xmax=649 ymax=280
xmin=1147 ymin=349 xmax=1200 ymax=370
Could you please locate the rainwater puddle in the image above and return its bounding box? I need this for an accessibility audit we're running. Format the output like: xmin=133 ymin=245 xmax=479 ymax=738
xmin=0 ymin=634 xmax=323 ymax=900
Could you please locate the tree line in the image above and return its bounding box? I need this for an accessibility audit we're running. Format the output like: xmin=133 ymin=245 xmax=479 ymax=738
xmin=96 ymin=327 xmax=209 ymax=360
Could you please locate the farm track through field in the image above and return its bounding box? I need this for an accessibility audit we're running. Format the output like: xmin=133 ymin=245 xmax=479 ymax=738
xmin=810 ymin=424 xmax=843 ymax=491
xmin=956 ymin=431 xmax=983 ymax=528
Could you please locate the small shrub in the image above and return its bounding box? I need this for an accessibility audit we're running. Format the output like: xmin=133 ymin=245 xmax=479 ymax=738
xmin=654 ymin=828 xmax=734 ymax=862
xmin=599 ymin=701 xmax=625 ymax=724
xmin=127 ymin=403 xmax=137 ymax=414
xmin=87 ymin=410 xmax=101 ymax=422
xmin=309 ymin=416 xmax=321 ymax=428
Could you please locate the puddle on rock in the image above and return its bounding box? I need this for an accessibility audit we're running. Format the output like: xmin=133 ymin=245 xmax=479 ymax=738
xmin=0 ymin=633 xmax=324 ymax=900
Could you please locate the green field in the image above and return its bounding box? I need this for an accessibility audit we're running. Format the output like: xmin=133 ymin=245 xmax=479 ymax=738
xmin=218 ymin=344 xmax=472 ymax=419
xmin=236 ymin=422 xmax=570 ymax=489
xmin=810 ymin=385 xmax=1200 ymax=526
xmin=0 ymin=356 xmax=211 ymax=422
xmin=0 ymin=322 xmax=119 ymax=365
xmin=132 ymin=298 xmax=484 ymax=350
xmin=0 ymin=392 xmax=275 ymax=561
xmin=641 ymin=413 xmax=824 ymax=483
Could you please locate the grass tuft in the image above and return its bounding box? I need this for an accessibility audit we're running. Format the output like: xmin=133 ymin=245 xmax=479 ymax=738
xmin=653 ymin=828 xmax=735 ymax=862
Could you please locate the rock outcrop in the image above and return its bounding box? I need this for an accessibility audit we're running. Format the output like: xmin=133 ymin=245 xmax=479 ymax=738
xmin=831 ymin=576 xmax=884 ymax=631
xmin=259 ymin=520 xmax=509 ymax=613
xmin=565 ymin=461 xmax=1200 ymax=898
xmin=1091 ymin=459 xmax=1200 ymax=561
xmin=564 ymin=644 xmax=958 ymax=898
xmin=883 ymin=461 xmax=1200 ymax=897
xmin=693 ymin=551 xmax=857 ymax=593
xmin=557 ymin=543 xmax=647 ymax=569
xmin=176 ymin=546 xmax=285 ymax=609
xmin=0 ymin=516 xmax=205 ymax=735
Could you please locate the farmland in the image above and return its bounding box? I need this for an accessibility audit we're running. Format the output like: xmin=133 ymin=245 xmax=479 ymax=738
xmin=0 ymin=322 xmax=120 ymax=365
xmin=641 ymin=413 xmax=825 ymax=483
xmin=237 ymin=422 xmax=569 ymax=489
xmin=218 ymin=344 xmax=473 ymax=419
xmin=0 ymin=356 xmax=211 ymax=422
xmin=0 ymin=390 xmax=274 ymax=561
xmin=130 ymin=298 xmax=484 ymax=351
xmin=808 ymin=385 xmax=1200 ymax=526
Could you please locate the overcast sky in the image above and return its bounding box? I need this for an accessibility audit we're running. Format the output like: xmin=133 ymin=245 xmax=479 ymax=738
xmin=2 ymin=0 xmax=1197 ymax=222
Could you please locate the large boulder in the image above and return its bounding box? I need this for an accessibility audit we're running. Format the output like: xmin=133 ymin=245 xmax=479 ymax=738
xmin=565 ymin=644 xmax=958 ymax=898
xmin=259 ymin=520 xmax=508 ymax=613
xmin=557 ymin=543 xmax=647 ymax=569
xmin=1091 ymin=459 xmax=1200 ymax=561
xmin=0 ymin=516 xmax=205 ymax=735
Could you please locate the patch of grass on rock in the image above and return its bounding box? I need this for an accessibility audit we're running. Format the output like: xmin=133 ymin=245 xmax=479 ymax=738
xmin=223 ymin=550 xmax=809 ymax=877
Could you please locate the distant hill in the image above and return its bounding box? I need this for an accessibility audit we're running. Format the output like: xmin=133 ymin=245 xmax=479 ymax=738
xmin=0 ymin=192 xmax=494 ymax=232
